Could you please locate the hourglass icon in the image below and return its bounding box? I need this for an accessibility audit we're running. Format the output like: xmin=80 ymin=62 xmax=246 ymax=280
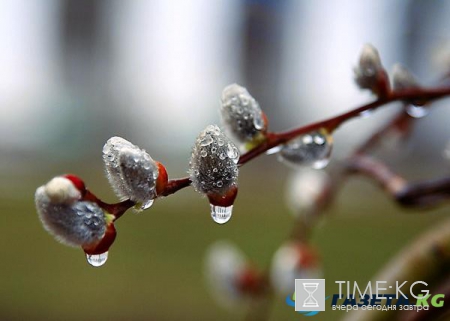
xmin=302 ymin=283 xmax=319 ymax=308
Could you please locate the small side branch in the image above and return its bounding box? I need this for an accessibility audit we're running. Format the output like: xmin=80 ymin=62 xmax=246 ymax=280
xmin=347 ymin=154 xmax=450 ymax=209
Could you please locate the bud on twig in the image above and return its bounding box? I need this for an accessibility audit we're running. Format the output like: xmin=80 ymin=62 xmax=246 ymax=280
xmin=35 ymin=175 xmax=116 ymax=266
xmin=286 ymin=169 xmax=331 ymax=217
xmin=103 ymin=136 xmax=168 ymax=210
xmin=392 ymin=64 xmax=419 ymax=91
xmin=392 ymin=64 xmax=428 ymax=118
xmin=204 ymin=241 xmax=262 ymax=310
xmin=220 ymin=84 xmax=268 ymax=149
xmin=35 ymin=176 xmax=106 ymax=246
xmin=270 ymin=242 xmax=322 ymax=295
xmin=189 ymin=125 xmax=239 ymax=224
xmin=354 ymin=44 xmax=390 ymax=96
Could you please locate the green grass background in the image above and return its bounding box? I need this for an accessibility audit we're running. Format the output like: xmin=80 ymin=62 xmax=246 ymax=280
xmin=1 ymin=159 xmax=448 ymax=321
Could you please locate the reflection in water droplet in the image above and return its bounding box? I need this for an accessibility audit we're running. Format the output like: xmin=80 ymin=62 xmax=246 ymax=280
xmin=200 ymin=135 xmax=214 ymax=146
xmin=86 ymin=252 xmax=108 ymax=267
xmin=278 ymin=128 xmax=333 ymax=169
xmin=359 ymin=109 xmax=373 ymax=118
xmin=210 ymin=204 xmax=233 ymax=224
xmin=266 ymin=145 xmax=283 ymax=155
xmin=226 ymin=144 xmax=239 ymax=162
xmin=141 ymin=199 xmax=154 ymax=210
xmin=406 ymin=105 xmax=429 ymax=118
xmin=253 ymin=110 xmax=265 ymax=130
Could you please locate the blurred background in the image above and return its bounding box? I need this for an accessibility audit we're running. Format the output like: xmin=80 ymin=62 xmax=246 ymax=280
xmin=1 ymin=0 xmax=450 ymax=320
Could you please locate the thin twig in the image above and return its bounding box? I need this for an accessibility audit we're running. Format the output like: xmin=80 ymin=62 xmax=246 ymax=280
xmin=160 ymin=86 xmax=450 ymax=198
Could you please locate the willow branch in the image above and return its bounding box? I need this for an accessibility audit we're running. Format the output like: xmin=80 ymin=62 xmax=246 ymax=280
xmin=347 ymin=154 xmax=450 ymax=209
xmin=239 ymin=86 xmax=450 ymax=165
xmin=343 ymin=216 xmax=450 ymax=321
xmin=160 ymin=85 xmax=450 ymax=198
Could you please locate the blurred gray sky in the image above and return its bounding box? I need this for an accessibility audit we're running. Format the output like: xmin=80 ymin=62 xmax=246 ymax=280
xmin=1 ymin=0 xmax=450 ymax=172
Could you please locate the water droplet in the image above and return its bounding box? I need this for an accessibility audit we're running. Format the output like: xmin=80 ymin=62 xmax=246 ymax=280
xmin=406 ymin=105 xmax=429 ymax=118
xmin=216 ymin=181 xmax=223 ymax=188
xmin=363 ymin=67 xmax=376 ymax=77
xmin=86 ymin=252 xmax=108 ymax=267
xmin=266 ymin=145 xmax=283 ymax=155
xmin=210 ymin=204 xmax=233 ymax=224
xmin=219 ymin=153 xmax=226 ymax=160
xmin=217 ymin=139 xmax=224 ymax=146
xmin=240 ymin=94 xmax=249 ymax=106
xmin=359 ymin=109 xmax=373 ymax=118
xmin=200 ymin=135 xmax=214 ymax=146
xmin=213 ymin=168 xmax=218 ymax=173
xmin=200 ymin=150 xmax=208 ymax=157
xmin=278 ymin=129 xmax=333 ymax=169
xmin=253 ymin=111 xmax=265 ymax=130
xmin=227 ymin=144 xmax=239 ymax=162
xmin=141 ymin=199 xmax=154 ymax=210
xmin=92 ymin=217 xmax=101 ymax=226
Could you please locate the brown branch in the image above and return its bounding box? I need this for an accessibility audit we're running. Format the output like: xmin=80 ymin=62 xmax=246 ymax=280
xmin=343 ymin=216 xmax=450 ymax=321
xmin=347 ymin=154 xmax=450 ymax=209
xmin=396 ymin=177 xmax=450 ymax=208
xmin=152 ymin=86 xmax=450 ymax=199
xmin=160 ymin=177 xmax=192 ymax=197
xmin=95 ymin=87 xmax=450 ymax=222
xmin=347 ymin=155 xmax=407 ymax=195
xmin=239 ymin=86 xmax=450 ymax=165
xmin=84 ymin=190 xmax=135 ymax=220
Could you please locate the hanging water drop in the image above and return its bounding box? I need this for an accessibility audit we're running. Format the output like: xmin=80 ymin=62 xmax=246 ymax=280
xmin=278 ymin=128 xmax=333 ymax=169
xmin=86 ymin=252 xmax=108 ymax=267
xmin=141 ymin=199 xmax=154 ymax=210
xmin=210 ymin=204 xmax=233 ymax=224
xmin=406 ymin=105 xmax=429 ymax=118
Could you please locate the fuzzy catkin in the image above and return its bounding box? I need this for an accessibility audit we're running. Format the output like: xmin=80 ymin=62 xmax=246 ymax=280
xmin=103 ymin=136 xmax=158 ymax=204
xmin=220 ymin=84 xmax=266 ymax=143
xmin=35 ymin=186 xmax=106 ymax=247
xmin=354 ymin=44 xmax=384 ymax=90
xmin=189 ymin=125 xmax=239 ymax=195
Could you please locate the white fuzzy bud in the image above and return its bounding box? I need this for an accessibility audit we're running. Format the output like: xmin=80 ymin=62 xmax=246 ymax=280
xmin=189 ymin=125 xmax=239 ymax=195
xmin=103 ymin=136 xmax=159 ymax=206
xmin=270 ymin=242 xmax=322 ymax=295
xmin=204 ymin=241 xmax=247 ymax=309
xmin=35 ymin=178 xmax=106 ymax=247
xmin=286 ymin=169 xmax=330 ymax=216
xmin=354 ymin=44 xmax=384 ymax=90
xmin=392 ymin=63 xmax=419 ymax=91
xmin=220 ymin=84 xmax=266 ymax=143
xmin=43 ymin=176 xmax=81 ymax=204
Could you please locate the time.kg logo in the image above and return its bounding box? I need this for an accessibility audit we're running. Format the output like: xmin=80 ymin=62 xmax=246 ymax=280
xmin=295 ymin=279 xmax=326 ymax=312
